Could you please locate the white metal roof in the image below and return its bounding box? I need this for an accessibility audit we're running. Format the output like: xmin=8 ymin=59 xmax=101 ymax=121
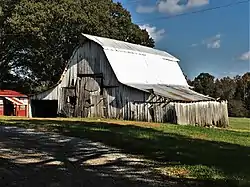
xmin=82 ymin=33 xmax=188 ymax=86
xmin=82 ymin=34 xmax=179 ymax=61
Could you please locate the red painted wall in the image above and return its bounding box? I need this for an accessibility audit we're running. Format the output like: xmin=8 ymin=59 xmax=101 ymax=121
xmin=0 ymin=98 xmax=3 ymax=116
xmin=0 ymin=106 xmax=3 ymax=116
xmin=16 ymin=105 xmax=27 ymax=117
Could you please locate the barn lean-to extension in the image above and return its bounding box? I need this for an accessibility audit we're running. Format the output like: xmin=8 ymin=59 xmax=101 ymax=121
xmin=31 ymin=33 xmax=229 ymax=127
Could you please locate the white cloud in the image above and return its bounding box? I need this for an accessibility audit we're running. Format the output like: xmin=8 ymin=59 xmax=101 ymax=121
xmin=206 ymin=37 xmax=221 ymax=49
xmin=158 ymin=0 xmax=185 ymax=14
xmin=187 ymin=0 xmax=209 ymax=8
xmin=239 ymin=51 xmax=250 ymax=61
xmin=190 ymin=43 xmax=198 ymax=47
xmin=192 ymin=34 xmax=221 ymax=49
xmin=139 ymin=24 xmax=166 ymax=42
xmin=136 ymin=5 xmax=156 ymax=13
xmin=137 ymin=0 xmax=209 ymax=14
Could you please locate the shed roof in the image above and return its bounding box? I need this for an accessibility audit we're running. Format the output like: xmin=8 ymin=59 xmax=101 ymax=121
xmin=128 ymin=84 xmax=214 ymax=102
xmin=0 ymin=90 xmax=27 ymax=97
xmin=82 ymin=33 xmax=189 ymax=87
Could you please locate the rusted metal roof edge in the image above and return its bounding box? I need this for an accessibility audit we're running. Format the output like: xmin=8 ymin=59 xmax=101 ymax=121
xmin=126 ymin=84 xmax=216 ymax=102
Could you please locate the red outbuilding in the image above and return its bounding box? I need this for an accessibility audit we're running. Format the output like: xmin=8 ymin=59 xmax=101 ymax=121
xmin=0 ymin=90 xmax=29 ymax=117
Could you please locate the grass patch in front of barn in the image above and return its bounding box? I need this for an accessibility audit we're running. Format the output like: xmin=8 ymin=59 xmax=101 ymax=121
xmin=0 ymin=117 xmax=250 ymax=186
xmin=229 ymin=117 xmax=250 ymax=131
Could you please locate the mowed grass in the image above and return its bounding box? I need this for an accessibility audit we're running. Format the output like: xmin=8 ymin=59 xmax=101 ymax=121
xmin=0 ymin=117 xmax=249 ymax=186
xmin=229 ymin=117 xmax=250 ymax=131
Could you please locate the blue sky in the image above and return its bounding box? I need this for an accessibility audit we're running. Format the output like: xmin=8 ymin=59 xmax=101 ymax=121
xmin=115 ymin=0 xmax=250 ymax=79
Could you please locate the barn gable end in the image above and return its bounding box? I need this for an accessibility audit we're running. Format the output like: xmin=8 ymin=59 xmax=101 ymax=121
xmin=31 ymin=34 xmax=229 ymax=127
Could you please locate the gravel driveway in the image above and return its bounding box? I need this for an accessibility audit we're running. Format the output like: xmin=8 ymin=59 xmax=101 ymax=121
xmin=0 ymin=126 xmax=179 ymax=187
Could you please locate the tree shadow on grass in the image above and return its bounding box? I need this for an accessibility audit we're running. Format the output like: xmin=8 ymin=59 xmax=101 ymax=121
xmin=1 ymin=119 xmax=250 ymax=187
xmin=1 ymin=126 xmax=168 ymax=187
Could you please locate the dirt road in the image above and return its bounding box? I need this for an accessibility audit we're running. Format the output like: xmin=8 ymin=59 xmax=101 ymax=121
xmin=0 ymin=126 xmax=177 ymax=187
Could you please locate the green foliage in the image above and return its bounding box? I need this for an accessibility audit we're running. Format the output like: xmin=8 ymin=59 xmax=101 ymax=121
xmin=0 ymin=0 xmax=154 ymax=93
xmin=0 ymin=0 xmax=20 ymax=83
xmin=191 ymin=72 xmax=250 ymax=118
xmin=192 ymin=73 xmax=215 ymax=97
xmin=228 ymin=100 xmax=248 ymax=117
xmin=214 ymin=77 xmax=236 ymax=100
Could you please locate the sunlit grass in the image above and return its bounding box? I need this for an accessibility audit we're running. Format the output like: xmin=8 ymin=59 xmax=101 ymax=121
xmin=229 ymin=117 xmax=250 ymax=131
xmin=0 ymin=116 xmax=249 ymax=186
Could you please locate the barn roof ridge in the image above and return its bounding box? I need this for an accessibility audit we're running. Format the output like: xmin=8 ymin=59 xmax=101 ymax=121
xmin=81 ymin=33 xmax=179 ymax=62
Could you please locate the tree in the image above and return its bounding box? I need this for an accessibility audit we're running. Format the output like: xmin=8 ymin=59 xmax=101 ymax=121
xmin=191 ymin=72 xmax=250 ymax=117
xmin=214 ymin=77 xmax=236 ymax=101
xmin=0 ymin=0 xmax=154 ymax=93
xmin=192 ymin=73 xmax=215 ymax=97
xmin=228 ymin=99 xmax=248 ymax=117
xmin=184 ymin=74 xmax=193 ymax=86
xmin=0 ymin=0 xmax=21 ymax=86
xmin=242 ymin=72 xmax=250 ymax=117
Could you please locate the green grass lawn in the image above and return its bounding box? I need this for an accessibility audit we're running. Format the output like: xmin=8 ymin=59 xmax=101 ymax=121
xmin=229 ymin=117 xmax=250 ymax=131
xmin=0 ymin=117 xmax=249 ymax=186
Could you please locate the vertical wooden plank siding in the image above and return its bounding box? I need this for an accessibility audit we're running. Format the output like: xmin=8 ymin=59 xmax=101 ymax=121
xmin=172 ymin=101 xmax=229 ymax=127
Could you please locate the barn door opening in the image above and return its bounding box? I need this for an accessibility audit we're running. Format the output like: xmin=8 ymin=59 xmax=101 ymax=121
xmin=31 ymin=100 xmax=58 ymax=117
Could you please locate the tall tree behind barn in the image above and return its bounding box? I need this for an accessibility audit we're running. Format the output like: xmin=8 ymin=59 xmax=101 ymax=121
xmin=0 ymin=0 xmax=154 ymax=93
xmin=31 ymin=34 xmax=229 ymax=127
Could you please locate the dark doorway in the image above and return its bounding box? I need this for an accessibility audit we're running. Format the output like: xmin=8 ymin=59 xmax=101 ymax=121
xmin=3 ymin=98 xmax=15 ymax=116
xmin=31 ymin=100 xmax=58 ymax=117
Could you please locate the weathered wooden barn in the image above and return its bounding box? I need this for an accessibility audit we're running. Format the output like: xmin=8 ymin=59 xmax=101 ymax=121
xmin=31 ymin=34 xmax=229 ymax=127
